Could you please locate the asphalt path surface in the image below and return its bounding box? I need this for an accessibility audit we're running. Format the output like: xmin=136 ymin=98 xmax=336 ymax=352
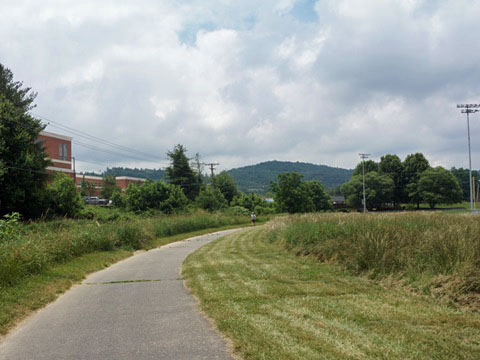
xmin=0 ymin=228 xmax=245 ymax=360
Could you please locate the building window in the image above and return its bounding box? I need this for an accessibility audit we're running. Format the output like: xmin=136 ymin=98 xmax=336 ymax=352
xmin=59 ymin=143 xmax=63 ymax=160
xmin=63 ymin=143 xmax=68 ymax=160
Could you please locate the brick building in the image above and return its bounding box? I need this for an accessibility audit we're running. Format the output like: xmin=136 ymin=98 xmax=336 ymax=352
xmin=37 ymin=131 xmax=74 ymax=176
xmin=38 ymin=131 xmax=145 ymax=196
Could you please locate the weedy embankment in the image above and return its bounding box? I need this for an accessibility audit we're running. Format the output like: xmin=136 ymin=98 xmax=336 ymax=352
xmin=184 ymin=220 xmax=480 ymax=359
xmin=267 ymin=212 xmax=480 ymax=309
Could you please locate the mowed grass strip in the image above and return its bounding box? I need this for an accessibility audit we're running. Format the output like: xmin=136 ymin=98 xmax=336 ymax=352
xmin=183 ymin=229 xmax=480 ymax=360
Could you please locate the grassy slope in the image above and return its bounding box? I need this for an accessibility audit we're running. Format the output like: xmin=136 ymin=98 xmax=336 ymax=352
xmin=183 ymin=229 xmax=480 ymax=360
xmin=0 ymin=222 xmax=256 ymax=336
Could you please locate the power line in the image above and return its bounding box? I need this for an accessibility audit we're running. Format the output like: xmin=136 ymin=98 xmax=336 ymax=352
xmin=32 ymin=112 xmax=169 ymax=163
xmin=72 ymin=140 xmax=169 ymax=165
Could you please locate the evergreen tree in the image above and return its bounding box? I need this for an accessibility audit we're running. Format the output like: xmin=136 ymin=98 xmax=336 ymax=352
xmin=0 ymin=64 xmax=50 ymax=218
xmin=166 ymin=144 xmax=200 ymax=201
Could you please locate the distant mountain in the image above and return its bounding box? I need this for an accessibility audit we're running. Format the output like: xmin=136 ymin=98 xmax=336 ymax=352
xmin=81 ymin=161 xmax=352 ymax=195
xmin=227 ymin=160 xmax=353 ymax=194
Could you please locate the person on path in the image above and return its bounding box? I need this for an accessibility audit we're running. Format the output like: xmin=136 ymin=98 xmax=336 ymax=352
xmin=251 ymin=212 xmax=256 ymax=226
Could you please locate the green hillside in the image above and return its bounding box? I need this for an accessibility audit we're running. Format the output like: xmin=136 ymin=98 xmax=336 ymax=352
xmin=82 ymin=161 xmax=352 ymax=194
xmin=227 ymin=160 xmax=353 ymax=194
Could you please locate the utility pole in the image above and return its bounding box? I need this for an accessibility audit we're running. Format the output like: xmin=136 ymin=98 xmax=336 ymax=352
xmin=457 ymin=104 xmax=480 ymax=212
xmin=202 ymin=162 xmax=219 ymax=188
xmin=72 ymin=156 xmax=76 ymax=187
xmin=359 ymin=153 xmax=370 ymax=213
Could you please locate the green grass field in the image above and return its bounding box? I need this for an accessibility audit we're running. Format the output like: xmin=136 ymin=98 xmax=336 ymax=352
xmin=183 ymin=219 xmax=480 ymax=359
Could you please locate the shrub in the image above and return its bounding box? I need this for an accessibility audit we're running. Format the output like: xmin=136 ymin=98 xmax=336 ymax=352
xmin=0 ymin=212 xmax=21 ymax=242
xmin=47 ymin=174 xmax=84 ymax=217
xmin=196 ymin=187 xmax=227 ymax=212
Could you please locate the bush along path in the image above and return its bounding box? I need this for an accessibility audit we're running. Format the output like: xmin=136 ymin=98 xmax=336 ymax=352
xmin=0 ymin=212 xmax=259 ymax=336
xmin=0 ymin=229 xmax=247 ymax=359
xmin=183 ymin=227 xmax=480 ymax=360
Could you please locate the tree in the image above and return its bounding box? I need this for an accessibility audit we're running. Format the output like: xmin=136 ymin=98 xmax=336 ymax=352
xmin=0 ymin=64 xmax=51 ymax=218
xmin=271 ymin=172 xmax=314 ymax=213
xmin=404 ymin=153 xmax=430 ymax=209
xmin=166 ymin=144 xmax=200 ymax=201
xmin=124 ymin=180 xmax=188 ymax=213
xmin=341 ymin=171 xmax=394 ymax=209
xmin=48 ymin=174 xmax=84 ymax=217
xmin=450 ymin=167 xmax=479 ymax=201
xmin=196 ymin=186 xmax=227 ymax=211
xmin=231 ymin=193 xmax=266 ymax=212
xmin=378 ymin=154 xmax=405 ymax=206
xmin=352 ymin=160 xmax=378 ymax=176
xmin=418 ymin=167 xmax=463 ymax=209
xmin=0 ymin=64 xmax=37 ymax=111
xmin=304 ymin=180 xmax=332 ymax=211
xmin=215 ymin=171 xmax=239 ymax=204
xmin=101 ymin=175 xmax=118 ymax=199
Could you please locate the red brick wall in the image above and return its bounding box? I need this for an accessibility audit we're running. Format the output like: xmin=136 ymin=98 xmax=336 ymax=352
xmin=38 ymin=134 xmax=72 ymax=164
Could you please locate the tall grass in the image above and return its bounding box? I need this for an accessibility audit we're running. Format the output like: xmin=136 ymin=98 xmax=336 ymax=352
xmin=0 ymin=211 xmax=248 ymax=287
xmin=267 ymin=213 xmax=480 ymax=305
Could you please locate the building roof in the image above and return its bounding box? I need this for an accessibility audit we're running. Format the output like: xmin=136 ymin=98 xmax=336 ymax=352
xmin=39 ymin=130 xmax=73 ymax=141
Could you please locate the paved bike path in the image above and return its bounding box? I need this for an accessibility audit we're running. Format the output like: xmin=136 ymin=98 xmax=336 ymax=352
xmin=0 ymin=229 xmax=244 ymax=360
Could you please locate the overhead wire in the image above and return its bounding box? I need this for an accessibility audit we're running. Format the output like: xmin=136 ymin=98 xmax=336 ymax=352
xmin=31 ymin=112 xmax=169 ymax=164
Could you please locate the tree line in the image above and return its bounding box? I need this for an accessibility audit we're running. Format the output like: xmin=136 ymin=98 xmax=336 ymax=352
xmin=0 ymin=62 xmax=469 ymax=218
xmin=340 ymin=153 xmax=464 ymax=209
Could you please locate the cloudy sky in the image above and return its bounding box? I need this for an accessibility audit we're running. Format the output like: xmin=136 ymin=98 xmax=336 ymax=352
xmin=2 ymin=0 xmax=480 ymax=173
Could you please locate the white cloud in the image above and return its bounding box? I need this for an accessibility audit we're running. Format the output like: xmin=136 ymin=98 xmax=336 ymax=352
xmin=1 ymin=0 xmax=480 ymax=173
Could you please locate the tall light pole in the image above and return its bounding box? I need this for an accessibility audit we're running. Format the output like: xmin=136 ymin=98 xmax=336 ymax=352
xmin=359 ymin=153 xmax=370 ymax=213
xmin=457 ymin=104 xmax=480 ymax=212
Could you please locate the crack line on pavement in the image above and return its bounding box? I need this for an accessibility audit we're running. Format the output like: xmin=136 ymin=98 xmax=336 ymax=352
xmin=84 ymin=279 xmax=182 ymax=285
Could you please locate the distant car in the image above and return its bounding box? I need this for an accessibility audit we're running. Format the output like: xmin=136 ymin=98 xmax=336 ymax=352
xmin=98 ymin=199 xmax=108 ymax=205
xmin=84 ymin=196 xmax=99 ymax=204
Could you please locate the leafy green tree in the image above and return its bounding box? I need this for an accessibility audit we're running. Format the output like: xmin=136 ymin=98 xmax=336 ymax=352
xmin=0 ymin=64 xmax=51 ymax=218
xmin=48 ymin=174 xmax=84 ymax=217
xmin=304 ymin=180 xmax=332 ymax=211
xmin=111 ymin=190 xmax=127 ymax=208
xmin=215 ymin=171 xmax=239 ymax=204
xmin=231 ymin=193 xmax=265 ymax=212
xmin=341 ymin=171 xmax=394 ymax=209
xmin=450 ymin=167 xmax=479 ymax=201
xmin=271 ymin=172 xmax=314 ymax=213
xmin=124 ymin=180 xmax=188 ymax=213
xmin=196 ymin=186 xmax=227 ymax=211
xmin=101 ymin=175 xmax=118 ymax=199
xmin=166 ymin=144 xmax=200 ymax=201
xmin=352 ymin=160 xmax=378 ymax=176
xmin=418 ymin=167 xmax=463 ymax=209
xmin=378 ymin=154 xmax=405 ymax=206
xmin=404 ymin=153 xmax=430 ymax=209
